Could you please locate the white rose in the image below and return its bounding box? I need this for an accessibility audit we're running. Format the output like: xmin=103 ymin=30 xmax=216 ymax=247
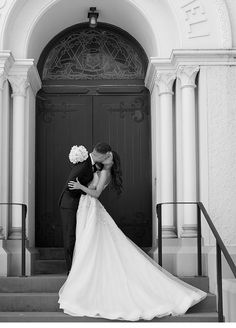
xmin=69 ymin=145 xmax=88 ymax=164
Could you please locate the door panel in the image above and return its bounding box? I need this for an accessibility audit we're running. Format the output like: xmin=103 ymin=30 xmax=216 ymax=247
xmin=35 ymin=92 xmax=152 ymax=247
xmin=36 ymin=94 xmax=93 ymax=246
xmin=93 ymin=94 xmax=152 ymax=247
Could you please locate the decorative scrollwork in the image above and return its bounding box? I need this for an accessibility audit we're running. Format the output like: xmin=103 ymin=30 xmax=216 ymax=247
xmin=37 ymin=96 xmax=89 ymax=123
xmin=42 ymin=27 xmax=146 ymax=81
xmin=104 ymin=97 xmax=149 ymax=122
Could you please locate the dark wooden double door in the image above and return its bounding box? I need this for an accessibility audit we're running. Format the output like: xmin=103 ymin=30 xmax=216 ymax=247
xmin=36 ymin=91 xmax=152 ymax=248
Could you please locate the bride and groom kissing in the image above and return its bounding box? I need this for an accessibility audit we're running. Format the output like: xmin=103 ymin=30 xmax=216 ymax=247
xmin=57 ymin=142 xmax=207 ymax=321
xmin=58 ymin=142 xmax=121 ymax=275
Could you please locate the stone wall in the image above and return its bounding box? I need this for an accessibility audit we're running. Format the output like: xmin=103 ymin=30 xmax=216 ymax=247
xmin=205 ymin=66 xmax=236 ymax=246
xmin=225 ymin=0 xmax=236 ymax=46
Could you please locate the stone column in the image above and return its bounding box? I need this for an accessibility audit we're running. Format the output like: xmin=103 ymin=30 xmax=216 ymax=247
xmin=8 ymin=76 xmax=29 ymax=239
xmin=0 ymin=71 xmax=6 ymax=239
xmin=155 ymin=71 xmax=177 ymax=238
xmin=177 ymin=66 xmax=199 ymax=237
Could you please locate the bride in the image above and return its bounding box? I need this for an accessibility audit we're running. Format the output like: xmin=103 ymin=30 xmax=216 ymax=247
xmin=58 ymin=150 xmax=207 ymax=321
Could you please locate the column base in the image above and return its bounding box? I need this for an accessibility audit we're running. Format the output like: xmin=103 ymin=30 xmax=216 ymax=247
xmin=181 ymin=224 xmax=197 ymax=238
xmin=149 ymin=237 xmax=207 ymax=276
xmin=8 ymin=227 xmax=22 ymax=240
xmin=223 ymin=279 xmax=236 ymax=322
xmin=162 ymin=225 xmax=177 ymax=238
xmin=4 ymin=240 xmax=39 ymax=276
xmin=0 ymin=228 xmax=5 ymax=239
xmin=0 ymin=239 xmax=10 ymax=276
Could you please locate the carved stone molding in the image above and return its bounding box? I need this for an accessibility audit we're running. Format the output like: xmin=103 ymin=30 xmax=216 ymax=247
xmin=0 ymin=0 xmax=7 ymax=9
xmin=145 ymin=50 xmax=236 ymax=93
xmin=0 ymin=70 xmax=6 ymax=90
xmin=214 ymin=0 xmax=232 ymax=48
xmin=177 ymin=65 xmax=200 ymax=88
xmin=155 ymin=72 xmax=176 ymax=96
xmin=0 ymin=0 xmax=7 ymax=23
xmin=8 ymin=76 xmax=30 ymax=97
xmin=0 ymin=51 xmax=14 ymax=74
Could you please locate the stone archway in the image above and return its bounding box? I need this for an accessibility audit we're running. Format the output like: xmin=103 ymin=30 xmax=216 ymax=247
xmin=1 ymin=0 xmax=232 ymax=60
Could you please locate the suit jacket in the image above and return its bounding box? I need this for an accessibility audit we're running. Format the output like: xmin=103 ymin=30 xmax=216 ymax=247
xmin=58 ymin=156 xmax=94 ymax=210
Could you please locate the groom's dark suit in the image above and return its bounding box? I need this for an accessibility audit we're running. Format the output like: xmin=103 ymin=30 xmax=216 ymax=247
xmin=58 ymin=155 xmax=94 ymax=272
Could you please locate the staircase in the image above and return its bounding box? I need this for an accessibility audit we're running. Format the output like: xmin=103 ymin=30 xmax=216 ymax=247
xmin=34 ymin=248 xmax=67 ymax=274
xmin=0 ymin=248 xmax=219 ymax=322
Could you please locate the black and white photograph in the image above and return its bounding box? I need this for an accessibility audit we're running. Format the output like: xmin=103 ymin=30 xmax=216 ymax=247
xmin=0 ymin=0 xmax=236 ymax=325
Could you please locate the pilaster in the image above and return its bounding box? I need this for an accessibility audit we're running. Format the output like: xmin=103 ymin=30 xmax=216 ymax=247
xmin=0 ymin=51 xmax=14 ymax=275
xmin=0 ymin=70 xmax=7 ymax=240
xmin=177 ymin=65 xmax=200 ymax=238
xmin=8 ymin=60 xmax=41 ymax=240
xmin=155 ymin=71 xmax=177 ymax=238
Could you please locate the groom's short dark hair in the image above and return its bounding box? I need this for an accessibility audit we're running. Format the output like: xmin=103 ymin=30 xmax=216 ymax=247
xmin=94 ymin=142 xmax=111 ymax=154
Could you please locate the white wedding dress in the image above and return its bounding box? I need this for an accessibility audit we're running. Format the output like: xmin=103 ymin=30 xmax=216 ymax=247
xmin=58 ymin=172 xmax=207 ymax=321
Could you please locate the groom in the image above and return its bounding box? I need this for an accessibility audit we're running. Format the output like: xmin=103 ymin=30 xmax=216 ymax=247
xmin=59 ymin=142 xmax=111 ymax=275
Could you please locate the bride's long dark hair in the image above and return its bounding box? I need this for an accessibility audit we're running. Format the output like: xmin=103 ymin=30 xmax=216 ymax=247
xmin=110 ymin=150 xmax=123 ymax=196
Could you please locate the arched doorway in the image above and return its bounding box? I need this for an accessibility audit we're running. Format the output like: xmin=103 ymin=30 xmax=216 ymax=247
xmin=35 ymin=23 xmax=152 ymax=249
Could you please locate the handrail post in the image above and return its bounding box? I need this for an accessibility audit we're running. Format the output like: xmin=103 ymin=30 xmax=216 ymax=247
xmin=197 ymin=204 xmax=202 ymax=276
xmin=21 ymin=204 xmax=26 ymax=277
xmin=157 ymin=204 xmax=162 ymax=267
xmin=216 ymin=242 xmax=224 ymax=322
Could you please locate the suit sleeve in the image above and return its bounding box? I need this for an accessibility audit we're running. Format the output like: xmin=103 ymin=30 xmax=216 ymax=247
xmin=67 ymin=161 xmax=91 ymax=195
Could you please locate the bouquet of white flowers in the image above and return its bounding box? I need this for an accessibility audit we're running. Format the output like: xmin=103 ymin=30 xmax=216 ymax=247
xmin=69 ymin=145 xmax=88 ymax=164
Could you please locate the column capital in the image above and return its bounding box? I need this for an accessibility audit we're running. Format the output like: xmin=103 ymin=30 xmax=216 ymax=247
xmin=177 ymin=65 xmax=199 ymax=89
xmin=0 ymin=51 xmax=14 ymax=90
xmin=8 ymin=59 xmax=42 ymax=96
xmin=8 ymin=76 xmax=29 ymax=97
xmin=0 ymin=70 xmax=7 ymax=90
xmin=155 ymin=71 xmax=176 ymax=96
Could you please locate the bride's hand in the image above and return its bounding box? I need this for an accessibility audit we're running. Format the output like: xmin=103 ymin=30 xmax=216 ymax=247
xmin=68 ymin=177 xmax=82 ymax=190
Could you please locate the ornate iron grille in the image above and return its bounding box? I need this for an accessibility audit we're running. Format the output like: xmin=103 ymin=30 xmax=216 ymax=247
xmin=42 ymin=27 xmax=146 ymax=80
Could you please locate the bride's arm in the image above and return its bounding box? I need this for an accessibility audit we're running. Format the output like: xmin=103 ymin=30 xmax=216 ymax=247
xmin=88 ymin=185 xmax=96 ymax=190
xmin=68 ymin=170 xmax=109 ymax=198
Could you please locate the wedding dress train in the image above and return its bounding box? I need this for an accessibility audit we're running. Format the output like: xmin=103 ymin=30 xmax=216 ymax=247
xmin=58 ymin=178 xmax=207 ymax=321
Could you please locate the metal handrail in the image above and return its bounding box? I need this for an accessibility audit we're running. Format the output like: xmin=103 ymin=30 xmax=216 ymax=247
xmin=198 ymin=202 xmax=236 ymax=277
xmin=156 ymin=201 xmax=236 ymax=322
xmin=0 ymin=202 xmax=27 ymax=277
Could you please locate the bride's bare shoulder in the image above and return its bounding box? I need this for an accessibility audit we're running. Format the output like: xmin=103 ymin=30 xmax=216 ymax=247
xmin=99 ymin=169 xmax=111 ymax=183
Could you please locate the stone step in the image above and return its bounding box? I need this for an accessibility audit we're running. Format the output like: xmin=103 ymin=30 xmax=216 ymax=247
xmin=34 ymin=260 xmax=67 ymax=274
xmin=33 ymin=247 xmax=157 ymax=274
xmin=37 ymin=248 xmax=65 ymax=260
xmin=0 ymin=311 xmax=219 ymax=322
xmin=0 ymin=276 xmax=67 ymax=293
xmin=187 ymin=293 xmax=216 ymax=313
xmin=0 ymin=275 xmax=209 ymax=293
xmin=0 ymin=293 xmax=60 ymax=312
xmin=180 ymin=276 xmax=209 ymax=292
xmin=36 ymin=247 xmax=149 ymax=260
xmin=0 ymin=292 xmax=216 ymax=313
